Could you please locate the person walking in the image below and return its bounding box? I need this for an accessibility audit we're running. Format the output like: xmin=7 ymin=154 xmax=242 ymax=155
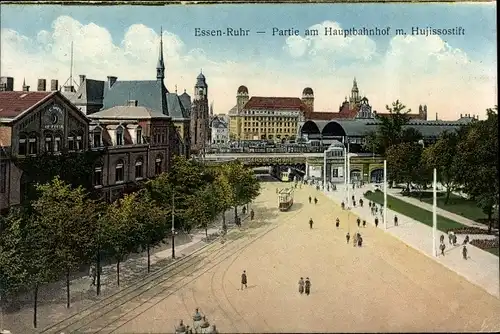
xmin=462 ymin=245 xmax=468 ymax=260
xmin=309 ymin=218 xmax=314 ymax=229
xmin=362 ymin=220 xmax=366 ymax=228
xmin=359 ymin=198 xmax=364 ymax=207
xmin=353 ymin=200 xmax=357 ymax=207
xmin=341 ymin=201 xmax=345 ymax=210
xmin=394 ymin=215 xmax=398 ymax=226
xmin=298 ymin=277 xmax=305 ymax=294
xmin=358 ymin=235 xmax=363 ymax=247
xmin=336 ymin=218 xmax=340 ymax=228
xmin=440 ymin=234 xmax=445 ymax=244
xmin=304 ymin=278 xmax=311 ymax=295
xmin=440 ymin=243 xmax=446 ymax=256
xmin=357 ymin=218 xmax=361 ymax=228
xmin=250 ymin=209 xmax=255 ymax=221
xmin=346 ymin=232 xmax=350 ymax=244
xmin=448 ymin=231 xmax=453 ymax=245
xmin=89 ymin=263 xmax=97 ymax=287
xmin=353 ymin=233 xmax=358 ymax=247
xmin=452 ymin=234 xmax=457 ymax=246
xmin=309 ymin=196 xmax=312 ymax=204
xmin=375 ymin=217 xmax=379 ymax=228
xmin=463 ymin=235 xmax=470 ymax=245
xmin=314 ymin=197 xmax=318 ymax=205
xmin=241 ymin=270 xmax=248 ymax=290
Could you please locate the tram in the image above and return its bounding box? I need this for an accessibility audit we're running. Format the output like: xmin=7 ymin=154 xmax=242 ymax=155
xmin=278 ymin=188 xmax=294 ymax=211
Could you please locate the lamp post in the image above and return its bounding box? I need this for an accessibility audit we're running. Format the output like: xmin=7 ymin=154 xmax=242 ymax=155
xmin=96 ymin=213 xmax=102 ymax=296
xmin=171 ymin=192 xmax=176 ymax=260
xmin=323 ymin=149 xmax=327 ymax=190
xmin=432 ymin=168 xmax=437 ymax=257
xmin=383 ymin=160 xmax=387 ymax=230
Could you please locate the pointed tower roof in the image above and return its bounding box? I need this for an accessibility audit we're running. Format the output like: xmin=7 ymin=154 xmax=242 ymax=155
xmin=352 ymin=77 xmax=359 ymax=92
xmin=156 ymin=27 xmax=165 ymax=81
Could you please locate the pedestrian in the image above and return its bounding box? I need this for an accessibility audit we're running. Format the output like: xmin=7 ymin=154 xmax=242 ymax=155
xmin=336 ymin=218 xmax=340 ymax=228
xmin=250 ymin=209 xmax=255 ymax=221
xmin=440 ymin=243 xmax=446 ymax=256
xmin=464 ymin=235 xmax=470 ymax=245
xmin=362 ymin=220 xmax=366 ymax=228
xmin=314 ymin=197 xmax=318 ymax=205
xmin=375 ymin=206 xmax=378 ymax=214
xmin=359 ymin=198 xmax=363 ymax=207
xmin=241 ymin=270 xmax=248 ymax=290
xmin=89 ymin=263 xmax=97 ymax=287
xmin=462 ymin=245 xmax=468 ymax=260
xmin=358 ymin=236 xmax=363 ymax=247
xmin=375 ymin=217 xmax=379 ymax=228
xmin=369 ymin=201 xmax=372 ymax=208
xmin=346 ymin=232 xmax=350 ymax=243
xmin=448 ymin=231 xmax=453 ymax=245
xmin=357 ymin=218 xmax=361 ymax=227
xmin=353 ymin=200 xmax=356 ymax=207
xmin=298 ymin=277 xmax=305 ymax=294
xmin=242 ymin=206 xmax=247 ymax=215
xmin=304 ymin=277 xmax=311 ymax=295
xmin=352 ymin=195 xmax=355 ymax=203
xmin=353 ymin=233 xmax=358 ymax=247
xmin=309 ymin=196 xmax=312 ymax=204
xmin=394 ymin=215 xmax=398 ymax=226
xmin=309 ymin=218 xmax=314 ymax=229
xmin=341 ymin=201 xmax=345 ymax=210
xmin=440 ymin=234 xmax=445 ymax=244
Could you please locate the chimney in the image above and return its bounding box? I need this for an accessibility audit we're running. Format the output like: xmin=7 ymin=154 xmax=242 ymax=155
xmin=0 ymin=77 xmax=14 ymax=91
xmin=460 ymin=113 xmax=462 ymax=118
xmin=435 ymin=113 xmax=438 ymax=121
xmin=107 ymin=76 xmax=117 ymax=88
xmin=50 ymin=79 xmax=59 ymax=91
xmin=127 ymin=100 xmax=138 ymax=107
xmin=79 ymin=74 xmax=86 ymax=85
xmin=37 ymin=79 xmax=47 ymax=91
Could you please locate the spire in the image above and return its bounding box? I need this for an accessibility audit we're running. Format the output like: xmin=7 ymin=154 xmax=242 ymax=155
xmin=352 ymin=77 xmax=358 ymax=92
xmin=210 ymin=101 xmax=214 ymax=116
xmin=175 ymin=84 xmax=177 ymax=93
xmin=156 ymin=26 xmax=165 ymax=81
xmin=23 ymin=78 xmax=26 ymax=87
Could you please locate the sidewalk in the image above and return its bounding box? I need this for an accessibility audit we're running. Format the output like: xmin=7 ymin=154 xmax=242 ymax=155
xmin=319 ymin=184 xmax=500 ymax=299
xmin=386 ymin=188 xmax=499 ymax=232
xmin=1 ymin=205 xmax=250 ymax=334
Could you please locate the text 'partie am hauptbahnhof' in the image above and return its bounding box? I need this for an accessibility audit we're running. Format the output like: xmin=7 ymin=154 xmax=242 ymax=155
xmin=194 ymin=26 xmax=465 ymax=37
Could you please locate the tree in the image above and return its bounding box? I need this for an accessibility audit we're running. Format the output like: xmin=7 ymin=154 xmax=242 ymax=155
xmin=421 ymin=130 xmax=462 ymax=204
xmin=185 ymin=184 xmax=218 ymax=238
xmin=212 ymin=169 xmax=233 ymax=230
xmin=386 ymin=142 xmax=425 ymax=191
xmin=456 ymin=107 xmax=499 ymax=233
xmin=31 ymin=177 xmax=97 ymax=308
xmin=134 ymin=190 xmax=169 ymax=273
xmin=102 ymin=193 xmax=141 ymax=286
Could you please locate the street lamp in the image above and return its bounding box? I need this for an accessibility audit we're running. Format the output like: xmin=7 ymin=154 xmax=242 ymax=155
xmin=171 ymin=192 xmax=176 ymax=259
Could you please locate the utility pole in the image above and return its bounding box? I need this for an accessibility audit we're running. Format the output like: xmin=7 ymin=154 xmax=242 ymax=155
xmin=96 ymin=213 xmax=102 ymax=296
xmin=384 ymin=160 xmax=387 ymax=230
xmin=171 ymin=192 xmax=175 ymax=259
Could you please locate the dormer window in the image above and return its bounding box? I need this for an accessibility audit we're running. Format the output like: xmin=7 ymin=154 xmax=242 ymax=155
xmin=116 ymin=127 xmax=124 ymax=146
xmin=136 ymin=128 xmax=142 ymax=144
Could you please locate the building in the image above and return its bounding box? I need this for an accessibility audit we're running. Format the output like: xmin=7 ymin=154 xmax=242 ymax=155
xmin=0 ymin=89 xmax=90 ymax=212
xmin=228 ymin=85 xmax=307 ymax=141
xmin=210 ymin=115 xmax=229 ymax=145
xmin=190 ymin=72 xmax=210 ymax=152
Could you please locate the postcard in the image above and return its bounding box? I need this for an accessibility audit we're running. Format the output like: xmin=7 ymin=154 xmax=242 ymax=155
xmin=0 ymin=1 xmax=498 ymax=334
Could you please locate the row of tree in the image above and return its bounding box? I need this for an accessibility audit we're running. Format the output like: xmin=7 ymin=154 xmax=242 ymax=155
xmin=364 ymin=101 xmax=498 ymax=233
xmin=0 ymin=156 xmax=260 ymax=328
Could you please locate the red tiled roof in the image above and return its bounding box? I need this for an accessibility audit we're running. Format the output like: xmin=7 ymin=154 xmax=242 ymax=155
xmin=243 ymin=96 xmax=304 ymax=110
xmin=0 ymin=91 xmax=53 ymax=118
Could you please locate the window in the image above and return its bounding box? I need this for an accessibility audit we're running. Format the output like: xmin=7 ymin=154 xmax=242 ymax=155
xmin=68 ymin=135 xmax=75 ymax=151
xmin=0 ymin=163 xmax=6 ymax=193
xmin=76 ymin=135 xmax=83 ymax=151
xmin=116 ymin=127 xmax=124 ymax=146
xmin=18 ymin=134 xmax=27 ymax=155
xmin=115 ymin=160 xmax=124 ymax=183
xmin=136 ymin=128 xmax=142 ymax=144
xmin=135 ymin=158 xmax=143 ymax=179
xmin=45 ymin=133 xmax=53 ymax=152
xmin=332 ymin=168 xmax=339 ymax=178
xmin=54 ymin=134 xmax=61 ymax=152
xmin=93 ymin=166 xmax=103 ymax=187
xmin=28 ymin=134 xmax=38 ymax=155
xmin=93 ymin=130 xmax=102 ymax=148
xmin=155 ymin=155 xmax=162 ymax=175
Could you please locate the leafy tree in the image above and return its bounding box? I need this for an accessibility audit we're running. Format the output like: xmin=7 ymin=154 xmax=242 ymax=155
xmin=212 ymin=169 xmax=233 ymax=229
xmin=185 ymin=184 xmax=218 ymax=238
xmin=31 ymin=177 xmax=97 ymax=308
xmin=102 ymin=193 xmax=141 ymax=286
xmin=386 ymin=142 xmax=425 ymax=191
xmin=133 ymin=190 xmax=169 ymax=273
xmin=421 ymin=130 xmax=462 ymax=204
xmin=456 ymin=107 xmax=499 ymax=233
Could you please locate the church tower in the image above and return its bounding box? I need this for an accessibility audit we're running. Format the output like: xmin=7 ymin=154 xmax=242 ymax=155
xmin=190 ymin=71 xmax=210 ymax=152
xmin=156 ymin=27 xmax=165 ymax=82
xmin=301 ymin=87 xmax=314 ymax=116
xmin=236 ymin=85 xmax=249 ymax=113
xmin=349 ymin=77 xmax=360 ymax=108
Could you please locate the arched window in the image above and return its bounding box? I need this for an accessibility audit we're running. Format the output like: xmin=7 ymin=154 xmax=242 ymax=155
xmin=93 ymin=162 xmax=103 ymax=187
xmin=28 ymin=133 xmax=38 ymax=155
xmin=44 ymin=131 xmax=53 ymax=153
xmin=116 ymin=126 xmax=124 ymax=146
xmin=54 ymin=131 xmax=62 ymax=153
xmin=135 ymin=157 xmax=143 ymax=179
xmin=155 ymin=154 xmax=163 ymax=175
xmin=115 ymin=159 xmax=125 ymax=183
xmin=18 ymin=133 xmax=27 ymax=156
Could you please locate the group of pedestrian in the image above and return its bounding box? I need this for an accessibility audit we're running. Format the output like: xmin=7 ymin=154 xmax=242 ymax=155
xmin=308 ymin=196 xmax=318 ymax=205
xmin=298 ymin=277 xmax=312 ymax=295
xmin=351 ymin=232 xmax=363 ymax=247
xmin=440 ymin=232 xmax=469 ymax=259
xmin=356 ymin=217 xmax=367 ymax=228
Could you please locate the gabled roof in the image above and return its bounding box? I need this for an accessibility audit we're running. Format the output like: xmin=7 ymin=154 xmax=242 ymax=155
xmin=88 ymin=105 xmax=170 ymax=120
xmin=211 ymin=116 xmax=227 ymax=128
xmin=179 ymin=92 xmax=191 ymax=111
xmin=166 ymin=93 xmax=189 ymax=119
xmin=0 ymin=91 xmax=54 ymax=118
xmin=103 ymin=80 xmax=167 ymax=115
xmin=243 ymin=96 xmax=304 ymax=110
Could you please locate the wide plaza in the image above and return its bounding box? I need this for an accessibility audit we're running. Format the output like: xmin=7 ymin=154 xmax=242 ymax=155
xmin=48 ymin=180 xmax=500 ymax=333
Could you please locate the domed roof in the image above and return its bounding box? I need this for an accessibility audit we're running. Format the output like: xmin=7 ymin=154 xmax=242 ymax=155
xmin=302 ymin=87 xmax=314 ymax=96
xmin=237 ymin=85 xmax=248 ymax=94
